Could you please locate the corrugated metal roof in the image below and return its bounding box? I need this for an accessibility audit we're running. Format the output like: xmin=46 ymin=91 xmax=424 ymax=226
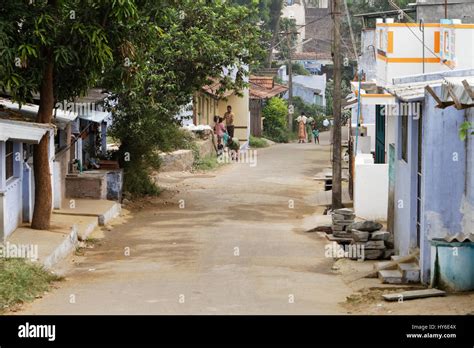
xmin=0 ymin=118 xmax=51 ymax=143
xmin=387 ymin=73 xmax=474 ymax=107
xmin=386 ymin=80 xmax=444 ymax=102
xmin=441 ymin=76 xmax=474 ymax=106
xmin=0 ymin=98 xmax=77 ymax=123
xmin=433 ymin=232 xmax=474 ymax=243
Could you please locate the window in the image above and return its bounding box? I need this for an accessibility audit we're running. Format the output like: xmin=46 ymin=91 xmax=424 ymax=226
xmin=5 ymin=141 xmax=14 ymax=180
xmin=444 ymin=31 xmax=449 ymax=54
xmin=316 ymin=0 xmax=328 ymax=8
xmin=401 ymin=112 xmax=408 ymax=162
xmin=314 ymin=93 xmax=322 ymax=106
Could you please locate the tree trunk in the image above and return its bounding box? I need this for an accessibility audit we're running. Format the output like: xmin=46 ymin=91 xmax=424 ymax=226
xmin=31 ymin=52 xmax=54 ymax=230
xmin=266 ymin=0 xmax=284 ymax=68
xmin=332 ymin=0 xmax=343 ymax=210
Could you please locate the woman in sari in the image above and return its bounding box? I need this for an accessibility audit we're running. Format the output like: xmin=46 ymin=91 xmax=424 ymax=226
xmin=296 ymin=113 xmax=307 ymax=143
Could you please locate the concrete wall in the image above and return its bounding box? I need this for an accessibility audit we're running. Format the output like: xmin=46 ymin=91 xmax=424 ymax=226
xmin=106 ymin=170 xmax=124 ymax=201
xmin=22 ymin=163 xmax=33 ymax=223
xmin=359 ymin=29 xmax=377 ymax=82
xmin=0 ymin=130 xmax=54 ymax=240
xmin=304 ymin=2 xmax=346 ymax=57
xmin=353 ymin=154 xmax=389 ymax=221
xmin=3 ymin=178 xmax=22 ymax=239
xmin=440 ymin=20 xmax=474 ymax=69
xmin=0 ymin=141 xmax=23 ymax=240
xmin=466 ymin=108 xmax=474 ymax=234
xmin=282 ymin=2 xmax=306 ymax=53
xmin=217 ymin=89 xmax=250 ymax=142
xmin=419 ymin=86 xmax=473 ymax=283
xmin=376 ymin=20 xmax=450 ymax=87
xmin=416 ymin=0 xmax=474 ymax=24
xmin=196 ymin=88 xmax=250 ymax=143
xmin=66 ymin=173 xmax=108 ymax=200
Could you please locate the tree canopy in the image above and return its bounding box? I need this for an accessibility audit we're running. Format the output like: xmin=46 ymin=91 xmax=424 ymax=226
xmin=0 ymin=0 xmax=263 ymax=227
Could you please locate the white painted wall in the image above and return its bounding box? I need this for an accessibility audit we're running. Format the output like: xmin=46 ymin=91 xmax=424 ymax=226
xmin=53 ymin=161 xmax=62 ymax=209
xmin=354 ymin=155 xmax=389 ymax=221
xmin=376 ymin=20 xmax=452 ymax=87
xmin=364 ymin=124 xmax=376 ymax=152
xmin=281 ymin=3 xmax=305 ymax=52
xmin=355 ymin=136 xmax=371 ymax=154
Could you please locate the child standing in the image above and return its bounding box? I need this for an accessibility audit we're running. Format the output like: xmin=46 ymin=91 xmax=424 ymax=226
xmin=312 ymin=124 xmax=320 ymax=144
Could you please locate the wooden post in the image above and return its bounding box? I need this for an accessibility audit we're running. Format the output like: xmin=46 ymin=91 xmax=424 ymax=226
xmin=332 ymin=0 xmax=343 ymax=209
xmin=287 ymin=31 xmax=293 ymax=132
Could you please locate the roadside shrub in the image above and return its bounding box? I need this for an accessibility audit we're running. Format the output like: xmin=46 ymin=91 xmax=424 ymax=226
xmin=249 ymin=136 xmax=268 ymax=148
xmin=262 ymin=97 xmax=289 ymax=143
xmin=193 ymin=155 xmax=220 ymax=171
xmin=0 ymin=258 xmax=61 ymax=313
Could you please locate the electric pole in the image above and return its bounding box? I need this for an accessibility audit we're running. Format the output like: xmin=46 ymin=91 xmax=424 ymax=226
xmin=332 ymin=0 xmax=343 ymax=209
xmin=287 ymin=31 xmax=294 ymax=132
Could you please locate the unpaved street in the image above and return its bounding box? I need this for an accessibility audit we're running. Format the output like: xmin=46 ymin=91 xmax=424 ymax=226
xmin=21 ymin=141 xmax=356 ymax=314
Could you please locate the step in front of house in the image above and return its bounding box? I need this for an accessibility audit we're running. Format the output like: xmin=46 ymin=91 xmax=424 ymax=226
xmin=391 ymin=254 xmax=419 ymax=263
xmin=378 ymin=269 xmax=404 ymax=284
xmin=398 ymin=262 xmax=421 ymax=283
xmin=373 ymin=261 xmax=397 ymax=271
xmin=53 ymin=199 xmax=121 ymax=226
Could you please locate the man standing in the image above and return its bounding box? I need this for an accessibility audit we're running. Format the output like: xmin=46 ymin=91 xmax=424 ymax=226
xmin=224 ymin=105 xmax=235 ymax=138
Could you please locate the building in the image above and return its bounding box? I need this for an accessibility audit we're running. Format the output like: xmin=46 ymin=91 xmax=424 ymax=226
xmin=282 ymin=0 xmax=306 ymax=53
xmin=292 ymin=51 xmax=333 ymax=75
xmin=193 ymin=78 xmax=250 ymax=144
xmin=0 ymin=90 xmax=122 ymax=240
xmin=303 ymin=0 xmax=333 ymax=56
xmin=349 ymin=13 xmax=474 ymax=287
xmin=415 ymin=0 xmax=474 ymax=24
xmin=249 ymin=76 xmax=288 ymax=137
xmin=0 ymin=111 xmax=54 ymax=240
xmin=386 ymin=69 xmax=474 ymax=286
xmin=280 ymin=65 xmax=327 ymax=107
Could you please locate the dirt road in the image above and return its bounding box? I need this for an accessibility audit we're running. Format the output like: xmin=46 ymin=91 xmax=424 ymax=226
xmin=21 ymin=140 xmax=358 ymax=314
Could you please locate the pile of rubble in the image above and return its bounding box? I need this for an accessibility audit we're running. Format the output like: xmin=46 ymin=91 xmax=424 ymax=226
xmin=331 ymin=208 xmax=355 ymax=238
xmin=349 ymin=221 xmax=393 ymax=260
xmin=330 ymin=208 xmax=394 ymax=260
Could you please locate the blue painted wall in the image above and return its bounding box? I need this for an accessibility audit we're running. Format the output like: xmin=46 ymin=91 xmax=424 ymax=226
xmin=420 ymin=87 xmax=472 ymax=283
xmin=393 ymin=87 xmax=473 ymax=284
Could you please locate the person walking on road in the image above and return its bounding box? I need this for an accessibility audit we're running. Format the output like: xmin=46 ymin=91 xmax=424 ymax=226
xmin=296 ymin=112 xmax=307 ymax=143
xmin=224 ymin=105 xmax=235 ymax=138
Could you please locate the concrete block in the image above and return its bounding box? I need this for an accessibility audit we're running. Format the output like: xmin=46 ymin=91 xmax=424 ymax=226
xmin=370 ymin=231 xmax=390 ymax=241
xmin=347 ymin=220 xmax=383 ymax=232
xmin=398 ymin=262 xmax=421 ymax=283
xmin=378 ymin=269 xmax=403 ymax=284
xmin=352 ymin=230 xmax=369 ymax=242
xmin=364 ymin=249 xmax=385 ymax=260
xmin=364 ymin=240 xmax=385 ymax=249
